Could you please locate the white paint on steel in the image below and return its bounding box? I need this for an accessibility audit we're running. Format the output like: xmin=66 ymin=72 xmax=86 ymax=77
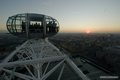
xmin=0 ymin=39 xmax=90 ymax=80
xmin=2 ymin=40 xmax=29 ymax=63
xmin=66 ymin=58 xmax=90 ymax=80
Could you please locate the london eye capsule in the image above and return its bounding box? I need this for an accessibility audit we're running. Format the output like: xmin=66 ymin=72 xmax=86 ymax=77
xmin=6 ymin=13 xmax=60 ymax=39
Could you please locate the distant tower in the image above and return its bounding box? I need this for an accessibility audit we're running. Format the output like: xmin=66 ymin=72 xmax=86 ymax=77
xmin=0 ymin=13 xmax=89 ymax=80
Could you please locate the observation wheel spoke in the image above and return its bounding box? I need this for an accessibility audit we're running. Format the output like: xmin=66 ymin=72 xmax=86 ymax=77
xmin=41 ymin=59 xmax=65 ymax=80
xmin=2 ymin=68 xmax=34 ymax=80
xmin=24 ymin=65 xmax=36 ymax=79
xmin=43 ymin=62 xmax=50 ymax=76
xmin=0 ymin=38 xmax=90 ymax=80
xmin=57 ymin=63 xmax=65 ymax=80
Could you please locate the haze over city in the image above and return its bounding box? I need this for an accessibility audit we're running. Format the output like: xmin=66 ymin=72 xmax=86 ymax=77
xmin=0 ymin=0 xmax=120 ymax=33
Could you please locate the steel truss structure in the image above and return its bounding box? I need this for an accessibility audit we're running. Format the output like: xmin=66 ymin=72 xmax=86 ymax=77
xmin=0 ymin=38 xmax=90 ymax=80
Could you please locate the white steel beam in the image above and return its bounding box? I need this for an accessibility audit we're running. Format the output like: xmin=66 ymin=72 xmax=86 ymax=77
xmin=25 ymin=65 xmax=36 ymax=79
xmin=43 ymin=62 xmax=50 ymax=76
xmin=0 ymin=56 xmax=66 ymax=68
xmin=57 ymin=63 xmax=65 ymax=80
xmin=65 ymin=58 xmax=90 ymax=80
xmin=0 ymin=39 xmax=90 ymax=80
xmin=45 ymin=38 xmax=63 ymax=55
xmin=3 ymin=40 xmax=29 ymax=63
xmin=2 ymin=68 xmax=34 ymax=80
xmin=41 ymin=60 xmax=65 ymax=80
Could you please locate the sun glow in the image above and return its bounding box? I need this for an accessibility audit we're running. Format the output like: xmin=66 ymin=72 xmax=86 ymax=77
xmin=86 ymin=30 xmax=91 ymax=34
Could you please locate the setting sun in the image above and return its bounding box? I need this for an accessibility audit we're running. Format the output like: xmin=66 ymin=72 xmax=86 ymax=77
xmin=86 ymin=30 xmax=91 ymax=34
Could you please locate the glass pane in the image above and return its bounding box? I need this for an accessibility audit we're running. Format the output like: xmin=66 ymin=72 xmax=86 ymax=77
xmin=16 ymin=20 xmax=21 ymax=25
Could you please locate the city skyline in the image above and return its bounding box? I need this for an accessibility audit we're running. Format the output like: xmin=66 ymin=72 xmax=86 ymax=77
xmin=0 ymin=0 xmax=120 ymax=33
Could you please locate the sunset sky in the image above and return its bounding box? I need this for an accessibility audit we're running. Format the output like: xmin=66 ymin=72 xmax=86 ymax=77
xmin=0 ymin=0 xmax=120 ymax=33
